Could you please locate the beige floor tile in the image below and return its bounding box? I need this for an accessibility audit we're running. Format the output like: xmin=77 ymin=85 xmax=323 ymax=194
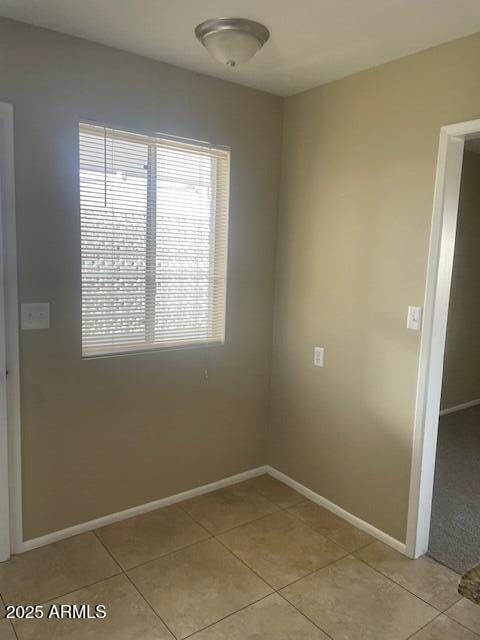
xmin=0 ymin=620 xmax=15 ymax=640
xmin=218 ymin=510 xmax=346 ymax=589
xmin=355 ymin=541 xmax=461 ymax=611
xmin=447 ymin=597 xmax=480 ymax=634
xmin=13 ymin=574 xmax=173 ymax=640
xmin=96 ymin=504 xmax=209 ymax=569
xmin=0 ymin=533 xmax=120 ymax=605
xmin=191 ymin=593 xmax=330 ymax=639
xmin=409 ymin=614 xmax=479 ymax=639
xmin=289 ymin=500 xmax=374 ymax=552
xmin=243 ymin=475 xmax=304 ymax=508
xmin=282 ymin=556 xmax=437 ymax=640
xmin=180 ymin=483 xmax=278 ymax=534
xmin=127 ymin=538 xmax=272 ymax=639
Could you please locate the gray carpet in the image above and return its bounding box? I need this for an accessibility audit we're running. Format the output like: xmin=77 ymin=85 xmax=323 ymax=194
xmin=428 ymin=405 xmax=480 ymax=574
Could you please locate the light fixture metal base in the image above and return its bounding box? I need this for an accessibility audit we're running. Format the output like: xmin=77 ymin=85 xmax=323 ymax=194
xmin=195 ymin=17 xmax=270 ymax=48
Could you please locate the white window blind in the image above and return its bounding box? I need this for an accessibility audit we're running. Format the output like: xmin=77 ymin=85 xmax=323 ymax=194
xmin=79 ymin=122 xmax=230 ymax=356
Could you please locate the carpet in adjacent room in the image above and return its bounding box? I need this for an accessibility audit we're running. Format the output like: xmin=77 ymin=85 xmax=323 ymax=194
xmin=428 ymin=404 xmax=480 ymax=574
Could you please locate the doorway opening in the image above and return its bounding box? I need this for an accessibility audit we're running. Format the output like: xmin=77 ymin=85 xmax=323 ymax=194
xmin=427 ymin=139 xmax=480 ymax=573
xmin=406 ymin=118 xmax=480 ymax=565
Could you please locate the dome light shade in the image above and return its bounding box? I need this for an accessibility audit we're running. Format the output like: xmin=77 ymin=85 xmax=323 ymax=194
xmin=195 ymin=18 xmax=270 ymax=67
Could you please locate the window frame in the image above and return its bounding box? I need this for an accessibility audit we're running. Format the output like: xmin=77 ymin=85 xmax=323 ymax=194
xmin=78 ymin=121 xmax=231 ymax=358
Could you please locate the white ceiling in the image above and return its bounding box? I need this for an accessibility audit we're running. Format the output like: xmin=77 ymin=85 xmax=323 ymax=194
xmin=1 ymin=0 xmax=480 ymax=96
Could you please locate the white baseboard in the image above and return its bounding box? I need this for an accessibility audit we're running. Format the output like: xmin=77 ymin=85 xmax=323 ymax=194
xmin=439 ymin=398 xmax=480 ymax=416
xmin=21 ymin=464 xmax=407 ymax=558
xmin=266 ymin=466 xmax=407 ymax=556
xmin=21 ymin=466 xmax=268 ymax=553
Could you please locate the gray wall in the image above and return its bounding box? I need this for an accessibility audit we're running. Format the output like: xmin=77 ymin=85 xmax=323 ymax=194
xmin=0 ymin=18 xmax=283 ymax=540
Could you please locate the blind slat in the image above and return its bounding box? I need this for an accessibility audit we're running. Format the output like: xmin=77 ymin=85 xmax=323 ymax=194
xmin=79 ymin=122 xmax=230 ymax=356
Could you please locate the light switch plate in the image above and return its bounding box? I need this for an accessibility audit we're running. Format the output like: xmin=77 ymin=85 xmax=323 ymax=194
xmin=314 ymin=346 xmax=325 ymax=367
xmin=407 ymin=306 xmax=422 ymax=331
xmin=21 ymin=303 xmax=50 ymax=330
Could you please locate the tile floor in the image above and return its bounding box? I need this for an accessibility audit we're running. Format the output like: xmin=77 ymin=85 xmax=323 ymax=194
xmin=0 ymin=474 xmax=478 ymax=639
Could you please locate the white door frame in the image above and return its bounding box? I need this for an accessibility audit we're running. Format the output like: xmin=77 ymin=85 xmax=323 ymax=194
xmin=0 ymin=102 xmax=22 ymax=560
xmin=406 ymin=117 xmax=480 ymax=558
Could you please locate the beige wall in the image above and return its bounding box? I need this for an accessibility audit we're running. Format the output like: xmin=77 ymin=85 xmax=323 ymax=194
xmin=270 ymin=32 xmax=480 ymax=542
xmin=441 ymin=150 xmax=480 ymax=410
xmin=0 ymin=18 xmax=283 ymax=540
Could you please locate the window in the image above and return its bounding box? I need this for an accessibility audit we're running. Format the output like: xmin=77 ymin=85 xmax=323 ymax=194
xmin=79 ymin=123 xmax=230 ymax=356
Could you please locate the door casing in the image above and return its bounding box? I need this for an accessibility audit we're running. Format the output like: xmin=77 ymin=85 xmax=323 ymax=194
xmin=0 ymin=102 xmax=22 ymax=560
xmin=406 ymin=118 xmax=480 ymax=558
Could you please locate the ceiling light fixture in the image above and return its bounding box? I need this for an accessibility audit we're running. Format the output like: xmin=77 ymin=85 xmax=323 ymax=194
xmin=195 ymin=17 xmax=270 ymax=68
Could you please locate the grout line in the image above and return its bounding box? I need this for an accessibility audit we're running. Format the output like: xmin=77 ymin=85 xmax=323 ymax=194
xmin=90 ymin=497 xmax=215 ymax=573
xmin=213 ymin=534 xmax=277 ymax=591
xmin=353 ymin=555 xmax=456 ymax=613
xmin=1 ymin=592 xmax=19 ymax=640
xmin=12 ymin=535 xmax=216 ymax=609
xmin=284 ymin=498 xmax=376 ymax=553
xmin=211 ymin=513 xmax=352 ymax=594
xmin=120 ymin=535 xmax=214 ymax=573
xmin=93 ymin=531 xmax=178 ymax=639
xmin=178 ymin=536 xmax=344 ymax=640
xmin=17 ymin=572 xmax=124 ymax=608
xmin=243 ymin=483 xmax=306 ymax=511
xmin=404 ymin=611 xmax=443 ymax=639
xmin=270 ymin=553 xmax=350 ymax=593
xmin=236 ymin=477 xmax=305 ymax=511
xmin=444 ymin=607 xmax=480 ymax=637
xmin=174 ymin=487 xmax=282 ymax=536
xmin=178 ymin=480 xmax=350 ymax=596
xmin=207 ymin=509 xmax=281 ymax=537
xmin=122 ymin=571 xmax=177 ymax=639
xmin=8 ymin=575 xmax=124 ymax=638
xmin=351 ymin=539 xmax=377 ymax=552
xmin=174 ymin=496 xmax=288 ymax=540
xmin=176 ymin=478 xmax=324 ymax=541
xmin=181 ymin=592 xmax=274 ymax=639
xmin=174 ymin=500 xmax=256 ymax=536
xmin=11 ymin=622 xmax=19 ymax=640
xmin=170 ymin=482 xmax=378 ymax=596
xmin=277 ymin=555 xmax=447 ymax=640
xmin=8 ymin=620 xmax=19 ymax=640
xmin=6 ymin=532 xmax=125 ymax=607
xmin=276 ymin=590 xmax=335 ymax=640
xmin=246 ymin=483 xmax=374 ymax=558
xmin=169 ymin=503 xmax=213 ymax=537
